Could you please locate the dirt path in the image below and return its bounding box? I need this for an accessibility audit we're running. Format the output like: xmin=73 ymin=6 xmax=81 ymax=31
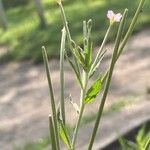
xmin=0 ymin=29 xmax=150 ymax=150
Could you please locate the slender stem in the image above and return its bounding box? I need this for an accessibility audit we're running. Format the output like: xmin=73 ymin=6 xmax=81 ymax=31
xmin=42 ymin=47 xmax=60 ymax=150
xmin=59 ymin=2 xmax=72 ymax=45
xmin=117 ymin=0 xmax=146 ymax=59
xmin=88 ymin=38 xmax=119 ymax=150
xmin=71 ymin=71 xmax=88 ymax=149
xmin=72 ymin=104 xmax=85 ymax=149
xmin=88 ymin=8 xmax=128 ymax=149
xmin=102 ymin=0 xmax=146 ymax=83
xmin=49 ymin=115 xmax=57 ymax=150
xmin=144 ymin=137 xmax=150 ymax=150
xmin=89 ymin=24 xmax=112 ymax=76
xmin=60 ymin=28 xmax=66 ymax=125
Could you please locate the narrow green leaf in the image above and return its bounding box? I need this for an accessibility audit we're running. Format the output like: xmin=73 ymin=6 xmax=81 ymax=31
xmin=58 ymin=2 xmax=71 ymax=44
xmin=58 ymin=122 xmax=71 ymax=149
xmin=136 ymin=125 xmax=150 ymax=149
xmin=84 ymin=39 xmax=93 ymax=70
xmin=84 ymin=19 xmax=93 ymax=72
xmin=65 ymin=52 xmax=83 ymax=88
xmin=42 ymin=46 xmax=60 ymax=149
xmin=70 ymin=40 xmax=87 ymax=71
xmin=74 ymin=47 xmax=85 ymax=67
xmin=119 ymin=137 xmax=137 ymax=150
xmin=84 ymin=77 xmax=102 ymax=104
xmin=57 ymin=110 xmax=71 ymax=149
xmin=145 ymin=138 xmax=150 ymax=150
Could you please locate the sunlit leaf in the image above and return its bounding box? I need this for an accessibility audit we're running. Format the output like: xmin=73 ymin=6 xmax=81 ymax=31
xmin=84 ymin=77 xmax=102 ymax=104
xmin=57 ymin=110 xmax=72 ymax=149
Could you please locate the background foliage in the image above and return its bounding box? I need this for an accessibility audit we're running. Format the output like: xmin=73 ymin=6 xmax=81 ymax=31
xmin=2 ymin=0 xmax=29 ymax=8
xmin=0 ymin=0 xmax=149 ymax=63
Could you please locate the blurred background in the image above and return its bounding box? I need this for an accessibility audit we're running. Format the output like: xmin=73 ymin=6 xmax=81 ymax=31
xmin=0 ymin=0 xmax=150 ymax=62
xmin=0 ymin=0 xmax=150 ymax=150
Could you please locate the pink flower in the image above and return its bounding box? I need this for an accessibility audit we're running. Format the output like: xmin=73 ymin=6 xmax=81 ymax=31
xmin=107 ymin=10 xmax=122 ymax=23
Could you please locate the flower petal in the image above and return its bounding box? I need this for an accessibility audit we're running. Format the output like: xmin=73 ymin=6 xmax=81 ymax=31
xmin=107 ymin=10 xmax=115 ymax=20
xmin=114 ymin=13 xmax=122 ymax=22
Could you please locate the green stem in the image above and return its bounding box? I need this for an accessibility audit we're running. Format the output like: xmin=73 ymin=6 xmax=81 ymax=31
xmin=88 ymin=8 xmax=128 ymax=149
xmin=89 ymin=24 xmax=112 ymax=76
xmin=117 ymin=0 xmax=146 ymax=59
xmin=102 ymin=0 xmax=146 ymax=83
xmin=88 ymin=37 xmax=119 ymax=150
xmin=49 ymin=115 xmax=57 ymax=150
xmin=59 ymin=2 xmax=72 ymax=46
xmin=60 ymin=28 xmax=66 ymax=125
xmin=71 ymin=71 xmax=88 ymax=149
xmin=42 ymin=47 xmax=60 ymax=150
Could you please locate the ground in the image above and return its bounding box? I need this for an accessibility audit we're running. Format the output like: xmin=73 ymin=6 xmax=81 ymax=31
xmin=0 ymin=29 xmax=150 ymax=150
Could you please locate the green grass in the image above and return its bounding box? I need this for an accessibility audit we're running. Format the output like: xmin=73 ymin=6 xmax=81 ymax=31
xmin=0 ymin=0 xmax=149 ymax=63
xmin=119 ymin=124 xmax=150 ymax=149
xmin=16 ymin=96 xmax=137 ymax=150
